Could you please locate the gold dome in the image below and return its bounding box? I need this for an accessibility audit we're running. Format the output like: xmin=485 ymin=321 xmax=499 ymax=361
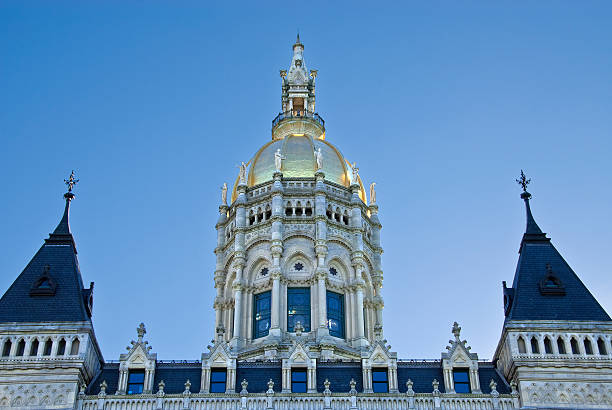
xmin=231 ymin=134 xmax=367 ymax=203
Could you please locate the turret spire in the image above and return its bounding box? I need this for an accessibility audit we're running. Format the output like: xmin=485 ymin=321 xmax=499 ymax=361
xmin=515 ymin=170 xmax=549 ymax=252
xmin=53 ymin=170 xmax=79 ymax=236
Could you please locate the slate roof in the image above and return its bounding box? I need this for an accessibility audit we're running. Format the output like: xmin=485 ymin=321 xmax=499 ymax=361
xmin=0 ymin=197 xmax=93 ymax=323
xmin=316 ymin=362 xmax=362 ymax=392
xmin=504 ymin=194 xmax=611 ymax=322
xmin=86 ymin=360 xmax=510 ymax=395
xmin=235 ymin=361 xmax=282 ymax=393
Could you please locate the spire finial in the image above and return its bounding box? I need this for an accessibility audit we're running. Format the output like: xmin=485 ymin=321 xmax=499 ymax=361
xmin=64 ymin=170 xmax=79 ymax=200
xmin=516 ymin=170 xmax=531 ymax=200
xmin=516 ymin=170 xmax=546 ymax=241
xmin=296 ymin=30 xmax=300 ymax=44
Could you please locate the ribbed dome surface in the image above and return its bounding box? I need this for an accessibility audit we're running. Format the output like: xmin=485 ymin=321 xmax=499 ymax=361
xmin=248 ymin=135 xmax=350 ymax=187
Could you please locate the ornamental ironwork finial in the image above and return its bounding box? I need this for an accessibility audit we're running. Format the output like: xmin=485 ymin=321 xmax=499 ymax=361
xmin=64 ymin=170 xmax=79 ymax=194
xmin=516 ymin=170 xmax=531 ymax=193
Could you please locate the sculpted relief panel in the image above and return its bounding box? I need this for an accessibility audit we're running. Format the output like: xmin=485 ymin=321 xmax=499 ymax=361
xmin=0 ymin=382 xmax=76 ymax=409
xmin=523 ymin=381 xmax=612 ymax=408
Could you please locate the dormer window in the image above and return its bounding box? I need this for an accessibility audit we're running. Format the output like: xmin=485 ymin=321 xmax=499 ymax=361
xmin=372 ymin=368 xmax=389 ymax=393
xmin=453 ymin=369 xmax=471 ymax=393
xmin=127 ymin=369 xmax=145 ymax=394
xmin=30 ymin=265 xmax=57 ymax=296
xmin=210 ymin=368 xmax=227 ymax=393
xmin=539 ymin=264 xmax=565 ymax=295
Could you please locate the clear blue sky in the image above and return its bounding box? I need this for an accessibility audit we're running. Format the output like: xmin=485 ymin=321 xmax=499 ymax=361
xmin=1 ymin=1 xmax=611 ymax=360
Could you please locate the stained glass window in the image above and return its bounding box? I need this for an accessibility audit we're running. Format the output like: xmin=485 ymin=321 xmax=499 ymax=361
xmin=326 ymin=291 xmax=345 ymax=338
xmin=287 ymin=287 xmax=310 ymax=332
xmin=294 ymin=262 xmax=304 ymax=271
xmin=253 ymin=291 xmax=271 ymax=339
xmin=329 ymin=267 xmax=337 ymax=276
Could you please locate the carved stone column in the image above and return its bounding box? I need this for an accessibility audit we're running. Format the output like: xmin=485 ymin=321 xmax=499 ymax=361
xmin=269 ymin=171 xmax=284 ymax=339
xmin=352 ymin=257 xmax=368 ymax=348
xmin=270 ymin=270 xmax=281 ymax=338
xmin=231 ymin=258 xmax=246 ymax=348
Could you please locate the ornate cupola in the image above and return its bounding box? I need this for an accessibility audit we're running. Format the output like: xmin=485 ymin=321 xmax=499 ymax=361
xmin=272 ymin=34 xmax=324 ymax=141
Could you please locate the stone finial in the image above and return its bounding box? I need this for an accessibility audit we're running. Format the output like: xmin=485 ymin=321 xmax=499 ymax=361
xmin=184 ymin=379 xmax=191 ymax=394
xmin=240 ymin=379 xmax=249 ymax=395
xmin=137 ymin=323 xmax=146 ymax=342
xmin=294 ymin=321 xmax=304 ymax=336
xmin=267 ymin=379 xmax=275 ymax=392
xmin=406 ymin=379 xmax=414 ymax=396
xmin=374 ymin=323 xmax=383 ymax=340
xmin=79 ymin=383 xmax=86 ymax=394
xmin=216 ymin=324 xmax=226 ymax=343
xmin=432 ymin=379 xmax=440 ymax=394
xmin=324 ymin=379 xmax=331 ymax=392
xmin=158 ymin=380 xmax=165 ymax=394
xmin=452 ymin=322 xmax=461 ymax=340
xmin=99 ymin=380 xmax=107 ymax=396
xmin=510 ymin=380 xmax=518 ymax=395
xmin=489 ymin=379 xmax=499 ymax=397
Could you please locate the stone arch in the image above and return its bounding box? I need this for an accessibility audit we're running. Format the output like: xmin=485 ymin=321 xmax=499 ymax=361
xmin=70 ymin=336 xmax=80 ymax=355
xmin=246 ymin=255 xmax=272 ymax=284
xmin=283 ymin=248 xmax=314 ymax=274
xmin=327 ymin=256 xmax=351 ymax=282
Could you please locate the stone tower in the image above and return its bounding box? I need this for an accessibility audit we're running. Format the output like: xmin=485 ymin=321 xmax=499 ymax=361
xmin=213 ymin=36 xmax=384 ymax=363
xmin=494 ymin=176 xmax=612 ymax=408
xmin=0 ymin=177 xmax=103 ymax=408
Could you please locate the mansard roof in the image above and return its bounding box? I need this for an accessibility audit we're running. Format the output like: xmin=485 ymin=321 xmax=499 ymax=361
xmin=504 ymin=190 xmax=610 ymax=322
xmin=0 ymin=195 xmax=93 ymax=323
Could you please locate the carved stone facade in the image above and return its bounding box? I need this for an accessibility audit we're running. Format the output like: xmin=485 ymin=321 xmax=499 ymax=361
xmin=1 ymin=37 xmax=611 ymax=410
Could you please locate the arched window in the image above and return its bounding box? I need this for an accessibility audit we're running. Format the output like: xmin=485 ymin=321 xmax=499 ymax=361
xmin=287 ymin=287 xmax=310 ymax=332
xmin=530 ymin=337 xmax=539 ymax=354
xmin=285 ymin=202 xmax=293 ymax=217
xmin=326 ymin=205 xmax=332 ymax=219
xmin=295 ymin=201 xmax=303 ymax=216
xmin=57 ymin=338 xmax=66 ymax=356
xmin=249 ymin=210 xmax=255 ymax=226
xmin=334 ymin=207 xmax=341 ymax=222
xmin=305 ymin=201 xmax=312 ymax=216
xmin=257 ymin=207 xmax=263 ymax=222
xmin=326 ymin=291 xmax=345 ymax=339
xmin=43 ymin=339 xmax=52 ymax=356
xmin=265 ymin=204 xmax=272 ymax=220
xmin=557 ymin=337 xmax=566 ymax=354
xmin=2 ymin=340 xmax=12 ymax=357
xmin=584 ymin=338 xmax=593 ymax=355
xmin=570 ymin=337 xmax=580 ymax=354
xmin=342 ymin=210 xmax=349 ymax=225
xmin=30 ymin=339 xmax=39 ymax=356
xmin=70 ymin=338 xmax=80 ymax=355
xmin=544 ymin=337 xmax=553 ymax=354
xmin=15 ymin=339 xmax=25 ymax=357
xmin=517 ymin=337 xmax=526 ymax=353
xmin=597 ymin=338 xmax=607 ymax=355
xmin=253 ymin=291 xmax=271 ymax=339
